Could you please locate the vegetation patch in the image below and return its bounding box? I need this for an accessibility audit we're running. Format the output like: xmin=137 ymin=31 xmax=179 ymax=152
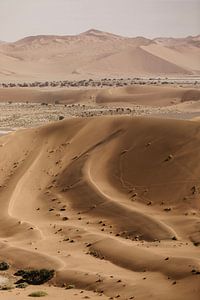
xmin=14 ymin=269 xmax=55 ymax=285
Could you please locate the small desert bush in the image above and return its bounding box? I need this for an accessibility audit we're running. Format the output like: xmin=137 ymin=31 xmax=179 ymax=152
xmin=0 ymin=261 xmax=9 ymax=271
xmin=28 ymin=291 xmax=48 ymax=297
xmin=14 ymin=269 xmax=55 ymax=285
xmin=58 ymin=115 xmax=64 ymax=120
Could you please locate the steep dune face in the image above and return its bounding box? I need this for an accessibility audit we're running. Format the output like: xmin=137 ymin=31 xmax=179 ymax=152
xmin=144 ymin=35 xmax=200 ymax=73
xmin=142 ymin=43 xmax=200 ymax=73
xmin=0 ymin=30 xmax=199 ymax=81
xmin=0 ymin=117 xmax=200 ymax=299
xmin=81 ymin=47 xmax=190 ymax=76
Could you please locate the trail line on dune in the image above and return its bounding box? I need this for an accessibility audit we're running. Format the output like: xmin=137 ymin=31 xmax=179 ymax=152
xmin=83 ymin=153 xmax=178 ymax=239
xmin=8 ymin=148 xmax=44 ymax=239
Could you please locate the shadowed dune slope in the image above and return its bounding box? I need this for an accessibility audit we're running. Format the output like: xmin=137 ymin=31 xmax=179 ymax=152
xmin=0 ymin=116 xmax=200 ymax=299
xmin=81 ymin=47 xmax=190 ymax=76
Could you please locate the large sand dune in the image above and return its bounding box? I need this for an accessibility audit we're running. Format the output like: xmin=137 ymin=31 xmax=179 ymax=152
xmin=0 ymin=30 xmax=199 ymax=81
xmin=0 ymin=116 xmax=200 ymax=299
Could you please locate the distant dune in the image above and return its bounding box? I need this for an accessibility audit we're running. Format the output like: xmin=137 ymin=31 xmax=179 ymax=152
xmin=0 ymin=116 xmax=200 ymax=299
xmin=0 ymin=87 xmax=94 ymax=104
xmin=0 ymin=85 xmax=200 ymax=106
xmin=0 ymin=29 xmax=199 ymax=81
xmin=95 ymin=85 xmax=200 ymax=106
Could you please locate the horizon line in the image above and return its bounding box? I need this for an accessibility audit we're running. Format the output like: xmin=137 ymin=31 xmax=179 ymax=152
xmin=1 ymin=28 xmax=200 ymax=43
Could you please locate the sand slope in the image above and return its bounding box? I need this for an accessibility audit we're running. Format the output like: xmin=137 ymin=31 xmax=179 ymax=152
xmin=0 ymin=30 xmax=199 ymax=81
xmin=0 ymin=116 xmax=200 ymax=299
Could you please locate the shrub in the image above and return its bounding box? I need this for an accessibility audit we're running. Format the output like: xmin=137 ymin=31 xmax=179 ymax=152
xmin=28 ymin=291 xmax=48 ymax=297
xmin=16 ymin=282 xmax=29 ymax=289
xmin=0 ymin=262 xmax=9 ymax=271
xmin=14 ymin=269 xmax=55 ymax=285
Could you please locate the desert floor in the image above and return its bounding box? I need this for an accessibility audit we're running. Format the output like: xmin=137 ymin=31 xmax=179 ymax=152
xmin=0 ymin=83 xmax=200 ymax=129
xmin=0 ymin=85 xmax=200 ymax=300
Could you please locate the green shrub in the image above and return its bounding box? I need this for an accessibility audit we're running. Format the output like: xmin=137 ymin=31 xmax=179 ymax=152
xmin=28 ymin=291 xmax=48 ymax=297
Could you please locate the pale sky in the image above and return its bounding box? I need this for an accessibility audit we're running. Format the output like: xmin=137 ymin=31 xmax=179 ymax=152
xmin=0 ymin=0 xmax=199 ymax=42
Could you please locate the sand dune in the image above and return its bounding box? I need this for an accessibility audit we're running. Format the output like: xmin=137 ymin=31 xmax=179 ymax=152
xmin=0 ymin=116 xmax=200 ymax=299
xmin=0 ymin=30 xmax=199 ymax=81
xmin=1 ymin=85 xmax=200 ymax=107
xmin=96 ymin=85 xmax=200 ymax=106
xmin=0 ymin=87 xmax=94 ymax=104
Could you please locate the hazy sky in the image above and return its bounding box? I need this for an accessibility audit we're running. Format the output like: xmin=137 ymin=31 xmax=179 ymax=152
xmin=0 ymin=0 xmax=199 ymax=41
